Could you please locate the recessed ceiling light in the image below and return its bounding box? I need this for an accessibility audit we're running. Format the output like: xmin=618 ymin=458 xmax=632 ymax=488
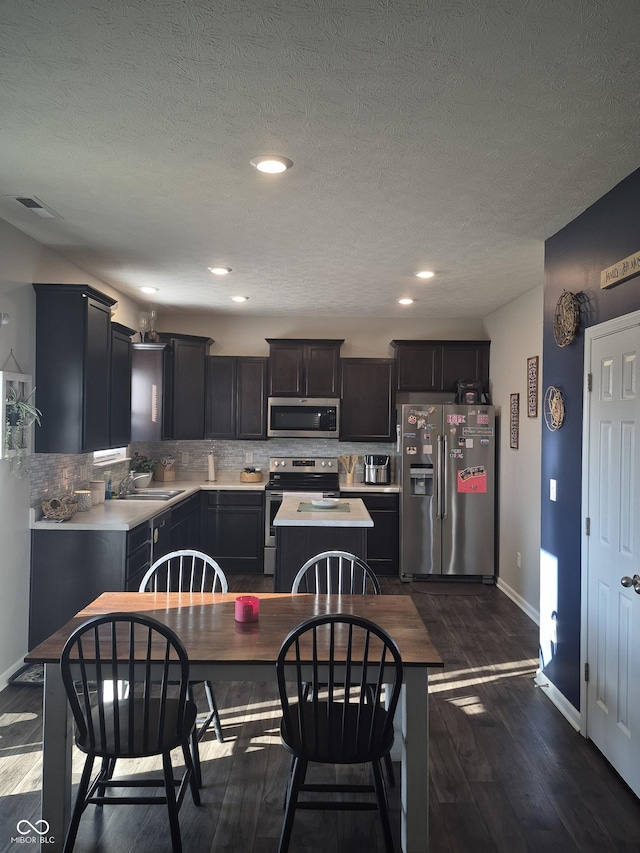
xmin=250 ymin=155 xmax=293 ymax=174
xmin=398 ymin=298 xmax=414 ymax=305
xmin=140 ymin=286 xmax=158 ymax=294
xmin=415 ymin=270 xmax=435 ymax=279
xmin=208 ymin=267 xmax=232 ymax=275
xmin=232 ymin=296 xmax=248 ymax=303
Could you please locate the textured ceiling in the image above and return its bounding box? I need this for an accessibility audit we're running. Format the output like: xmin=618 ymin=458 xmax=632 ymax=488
xmin=1 ymin=0 xmax=639 ymax=319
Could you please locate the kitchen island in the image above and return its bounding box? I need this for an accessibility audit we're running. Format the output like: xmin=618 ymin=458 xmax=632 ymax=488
xmin=273 ymin=495 xmax=373 ymax=592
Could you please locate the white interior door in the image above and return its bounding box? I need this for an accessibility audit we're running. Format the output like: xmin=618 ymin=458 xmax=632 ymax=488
xmin=583 ymin=314 xmax=640 ymax=797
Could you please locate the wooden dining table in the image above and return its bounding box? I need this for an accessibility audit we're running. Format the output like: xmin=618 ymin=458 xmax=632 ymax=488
xmin=25 ymin=590 xmax=443 ymax=853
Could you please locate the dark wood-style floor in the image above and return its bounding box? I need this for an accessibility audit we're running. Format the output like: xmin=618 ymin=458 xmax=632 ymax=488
xmin=2 ymin=576 xmax=640 ymax=852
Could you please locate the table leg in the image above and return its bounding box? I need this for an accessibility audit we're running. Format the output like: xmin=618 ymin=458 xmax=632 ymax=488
xmin=401 ymin=667 xmax=429 ymax=853
xmin=41 ymin=663 xmax=72 ymax=852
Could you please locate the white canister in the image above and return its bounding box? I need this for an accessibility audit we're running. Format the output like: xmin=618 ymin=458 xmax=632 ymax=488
xmin=89 ymin=480 xmax=105 ymax=504
xmin=75 ymin=490 xmax=92 ymax=512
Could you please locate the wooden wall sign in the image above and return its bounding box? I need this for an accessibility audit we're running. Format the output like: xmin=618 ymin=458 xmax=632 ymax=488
xmin=527 ymin=356 xmax=538 ymax=418
xmin=601 ymin=250 xmax=640 ymax=289
xmin=510 ymin=393 xmax=519 ymax=449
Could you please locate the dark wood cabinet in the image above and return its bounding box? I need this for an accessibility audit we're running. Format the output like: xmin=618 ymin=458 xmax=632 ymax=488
xmin=131 ymin=343 xmax=167 ymax=441
xmin=274 ymin=526 xmax=368 ymax=593
xmin=33 ymin=284 xmax=116 ymax=453
xmin=440 ymin=341 xmax=490 ymax=394
xmin=110 ymin=323 xmax=134 ymax=448
xmin=340 ymin=358 xmax=395 ymax=441
xmin=391 ymin=340 xmax=490 ymax=394
xmin=392 ymin=341 xmax=442 ymax=392
xmin=343 ymin=492 xmax=399 ymax=576
xmin=125 ymin=522 xmax=153 ymax=592
xmin=205 ymin=356 xmax=268 ymax=440
xmin=132 ymin=334 xmax=213 ymax=441
xmin=29 ymin=525 xmax=149 ymax=649
xmin=158 ymin=333 xmax=213 ymax=439
xmin=170 ymin=494 xmax=201 ymax=551
xmin=267 ymin=339 xmax=343 ymax=397
xmin=201 ymin=491 xmax=264 ymax=574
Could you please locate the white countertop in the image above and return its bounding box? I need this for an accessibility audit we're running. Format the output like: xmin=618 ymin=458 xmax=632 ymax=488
xmin=30 ymin=472 xmax=266 ymax=532
xmin=339 ymin=480 xmax=399 ymax=493
xmin=30 ymin=472 xmax=395 ymax=532
xmin=273 ymin=496 xmax=373 ymax=528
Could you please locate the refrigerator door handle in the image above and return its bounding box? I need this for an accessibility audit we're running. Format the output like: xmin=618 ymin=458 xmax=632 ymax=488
xmin=442 ymin=434 xmax=448 ymax=519
xmin=436 ymin=435 xmax=443 ymax=519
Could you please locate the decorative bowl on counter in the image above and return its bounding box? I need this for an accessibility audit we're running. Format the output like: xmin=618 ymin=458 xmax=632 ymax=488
xmin=133 ymin=472 xmax=153 ymax=489
xmin=240 ymin=468 xmax=263 ymax=483
xmin=42 ymin=496 xmax=78 ymax=521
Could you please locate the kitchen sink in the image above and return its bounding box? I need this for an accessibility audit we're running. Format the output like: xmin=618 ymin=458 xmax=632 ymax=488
xmin=119 ymin=489 xmax=185 ymax=501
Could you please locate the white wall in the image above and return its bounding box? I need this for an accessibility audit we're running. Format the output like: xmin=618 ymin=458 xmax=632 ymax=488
xmin=484 ymin=285 xmax=543 ymax=622
xmin=0 ymin=218 xmax=140 ymax=685
xmin=152 ymin=312 xmax=488 ymax=357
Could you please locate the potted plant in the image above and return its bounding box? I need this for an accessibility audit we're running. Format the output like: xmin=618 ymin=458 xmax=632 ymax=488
xmin=4 ymin=385 xmax=42 ymax=476
xmin=130 ymin=452 xmax=157 ymax=488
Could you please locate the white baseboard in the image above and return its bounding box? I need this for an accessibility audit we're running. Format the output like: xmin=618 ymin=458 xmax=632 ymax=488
xmin=0 ymin=656 xmax=28 ymax=692
xmin=496 ymin=576 xmax=540 ymax=626
xmin=534 ymin=670 xmax=581 ymax=731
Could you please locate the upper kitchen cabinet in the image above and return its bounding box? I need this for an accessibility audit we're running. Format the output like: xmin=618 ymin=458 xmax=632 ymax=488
xmin=33 ymin=284 xmax=117 ymax=453
xmin=157 ymin=333 xmax=212 ymax=439
xmin=110 ymin=322 xmax=135 ymax=448
xmin=391 ymin=340 xmax=490 ymax=394
xmin=266 ymin=339 xmax=343 ymax=397
xmin=131 ymin=333 xmax=213 ymax=441
xmin=205 ymin=356 xmax=268 ymax=440
xmin=340 ymin=358 xmax=396 ymax=441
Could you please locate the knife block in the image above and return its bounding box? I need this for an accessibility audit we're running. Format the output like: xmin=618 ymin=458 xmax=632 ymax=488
xmin=153 ymin=466 xmax=176 ymax=482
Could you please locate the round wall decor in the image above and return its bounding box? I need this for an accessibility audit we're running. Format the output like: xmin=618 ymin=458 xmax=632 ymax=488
xmin=553 ymin=290 xmax=580 ymax=347
xmin=544 ymin=385 xmax=565 ymax=431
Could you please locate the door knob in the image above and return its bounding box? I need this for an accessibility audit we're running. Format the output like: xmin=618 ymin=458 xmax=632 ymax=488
xmin=621 ymin=575 xmax=640 ymax=594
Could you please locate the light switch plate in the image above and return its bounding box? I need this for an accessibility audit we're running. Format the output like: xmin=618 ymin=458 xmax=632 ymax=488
xmin=550 ymin=479 xmax=557 ymax=501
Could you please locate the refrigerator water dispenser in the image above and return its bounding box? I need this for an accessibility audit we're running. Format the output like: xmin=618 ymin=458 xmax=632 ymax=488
xmin=410 ymin=465 xmax=433 ymax=496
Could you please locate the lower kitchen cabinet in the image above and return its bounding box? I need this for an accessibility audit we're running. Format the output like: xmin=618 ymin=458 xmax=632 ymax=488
xmin=201 ymin=491 xmax=264 ymax=574
xmin=170 ymin=493 xmax=201 ymax=551
xmin=342 ymin=492 xmax=399 ymax=576
xmin=29 ymin=523 xmax=152 ymax=650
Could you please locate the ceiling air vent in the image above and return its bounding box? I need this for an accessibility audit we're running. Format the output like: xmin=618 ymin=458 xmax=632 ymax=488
xmin=11 ymin=195 xmax=62 ymax=219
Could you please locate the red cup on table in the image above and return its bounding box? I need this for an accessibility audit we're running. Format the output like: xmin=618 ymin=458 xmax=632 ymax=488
xmin=235 ymin=595 xmax=260 ymax=623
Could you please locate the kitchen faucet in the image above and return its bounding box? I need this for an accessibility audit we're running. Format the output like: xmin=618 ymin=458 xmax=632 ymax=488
xmin=118 ymin=471 xmax=136 ymax=497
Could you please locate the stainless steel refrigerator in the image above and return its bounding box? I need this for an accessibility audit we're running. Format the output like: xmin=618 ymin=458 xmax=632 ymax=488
xmin=399 ymin=403 xmax=496 ymax=580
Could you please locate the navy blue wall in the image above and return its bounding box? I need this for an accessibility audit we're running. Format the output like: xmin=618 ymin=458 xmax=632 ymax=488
xmin=543 ymin=167 xmax=640 ymax=709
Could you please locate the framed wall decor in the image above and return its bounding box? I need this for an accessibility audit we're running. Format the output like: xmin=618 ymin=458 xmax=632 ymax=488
xmin=527 ymin=356 xmax=539 ymax=418
xmin=510 ymin=392 xmax=519 ymax=449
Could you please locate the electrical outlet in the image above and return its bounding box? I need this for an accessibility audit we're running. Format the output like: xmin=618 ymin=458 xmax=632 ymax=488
xmin=245 ymin=451 xmax=254 ymax=464
xmin=516 ymin=551 xmax=521 ymax=569
xmin=181 ymin=451 xmax=189 ymax=465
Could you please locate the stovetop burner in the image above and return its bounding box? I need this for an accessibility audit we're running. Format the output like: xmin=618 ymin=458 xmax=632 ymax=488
xmin=267 ymin=456 xmax=339 ymax=492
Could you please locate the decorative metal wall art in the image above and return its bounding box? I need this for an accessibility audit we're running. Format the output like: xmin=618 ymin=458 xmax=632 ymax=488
xmin=544 ymin=385 xmax=565 ymax=431
xmin=553 ymin=290 xmax=580 ymax=347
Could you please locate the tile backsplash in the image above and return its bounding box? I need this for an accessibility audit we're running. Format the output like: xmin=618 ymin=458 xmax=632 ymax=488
xmin=29 ymin=439 xmax=397 ymax=506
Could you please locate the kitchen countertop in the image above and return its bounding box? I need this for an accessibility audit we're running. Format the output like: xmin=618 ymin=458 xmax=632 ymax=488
xmin=30 ymin=472 xmax=397 ymax=532
xmin=339 ymin=481 xmax=399 ymax=493
xmin=273 ymin=496 xmax=373 ymax=527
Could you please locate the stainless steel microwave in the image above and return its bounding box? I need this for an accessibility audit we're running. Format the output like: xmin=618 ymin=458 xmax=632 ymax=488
xmin=267 ymin=397 xmax=340 ymax=438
